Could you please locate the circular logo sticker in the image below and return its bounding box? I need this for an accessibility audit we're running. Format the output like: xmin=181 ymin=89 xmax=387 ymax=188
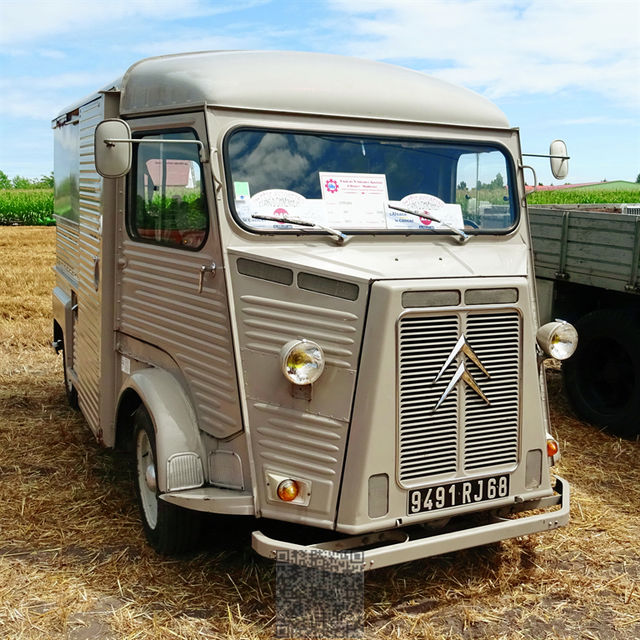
xmin=324 ymin=179 xmax=339 ymax=194
xmin=273 ymin=207 xmax=288 ymax=223
xmin=400 ymin=193 xmax=445 ymax=226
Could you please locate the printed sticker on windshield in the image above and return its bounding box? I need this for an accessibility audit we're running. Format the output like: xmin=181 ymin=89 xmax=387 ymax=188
xmin=238 ymin=189 xmax=308 ymax=229
xmin=386 ymin=193 xmax=464 ymax=230
xmin=234 ymin=181 xmax=251 ymax=202
xmin=319 ymin=172 xmax=389 ymax=229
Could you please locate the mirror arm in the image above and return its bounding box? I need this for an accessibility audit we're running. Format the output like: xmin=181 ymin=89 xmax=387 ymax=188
xmin=522 ymin=165 xmax=538 ymax=198
xmin=522 ymin=153 xmax=570 ymax=160
xmin=102 ymin=138 xmax=209 ymax=163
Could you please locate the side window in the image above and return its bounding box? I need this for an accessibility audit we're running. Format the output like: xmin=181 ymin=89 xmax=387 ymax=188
xmin=456 ymin=150 xmax=513 ymax=229
xmin=130 ymin=130 xmax=208 ymax=250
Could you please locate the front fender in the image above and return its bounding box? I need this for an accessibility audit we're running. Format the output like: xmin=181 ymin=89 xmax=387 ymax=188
xmin=120 ymin=368 xmax=206 ymax=493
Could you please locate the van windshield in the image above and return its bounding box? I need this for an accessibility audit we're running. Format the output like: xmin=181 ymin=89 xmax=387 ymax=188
xmin=225 ymin=129 xmax=516 ymax=234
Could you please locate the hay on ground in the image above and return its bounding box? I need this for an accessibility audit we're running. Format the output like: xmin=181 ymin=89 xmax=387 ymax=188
xmin=1 ymin=227 xmax=638 ymax=639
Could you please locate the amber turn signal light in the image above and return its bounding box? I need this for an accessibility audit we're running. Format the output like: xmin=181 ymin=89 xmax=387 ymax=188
xmin=546 ymin=438 xmax=559 ymax=457
xmin=277 ymin=479 xmax=299 ymax=502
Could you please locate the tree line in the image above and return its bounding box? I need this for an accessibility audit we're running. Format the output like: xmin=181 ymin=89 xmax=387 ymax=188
xmin=457 ymin=173 xmax=505 ymax=191
xmin=0 ymin=170 xmax=54 ymax=190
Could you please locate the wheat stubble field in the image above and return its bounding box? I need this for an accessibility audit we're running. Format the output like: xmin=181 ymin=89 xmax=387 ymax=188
xmin=0 ymin=226 xmax=638 ymax=640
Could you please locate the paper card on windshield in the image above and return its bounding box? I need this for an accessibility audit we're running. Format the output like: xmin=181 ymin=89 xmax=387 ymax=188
xmin=237 ymin=189 xmax=307 ymax=229
xmin=236 ymin=189 xmax=329 ymax=230
xmin=234 ymin=181 xmax=251 ymax=201
xmin=386 ymin=193 xmax=464 ymax=230
xmin=319 ymin=172 xmax=389 ymax=228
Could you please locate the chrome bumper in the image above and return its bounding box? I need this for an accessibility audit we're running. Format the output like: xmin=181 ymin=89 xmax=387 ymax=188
xmin=160 ymin=486 xmax=254 ymax=515
xmin=252 ymin=476 xmax=569 ymax=571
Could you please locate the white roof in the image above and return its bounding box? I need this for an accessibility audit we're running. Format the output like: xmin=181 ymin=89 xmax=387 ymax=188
xmin=116 ymin=50 xmax=510 ymax=128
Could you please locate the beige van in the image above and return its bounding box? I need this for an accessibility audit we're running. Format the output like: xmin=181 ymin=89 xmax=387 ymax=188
xmin=52 ymin=51 xmax=574 ymax=569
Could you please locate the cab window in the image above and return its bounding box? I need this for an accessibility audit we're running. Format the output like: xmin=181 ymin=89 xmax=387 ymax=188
xmin=129 ymin=131 xmax=208 ymax=250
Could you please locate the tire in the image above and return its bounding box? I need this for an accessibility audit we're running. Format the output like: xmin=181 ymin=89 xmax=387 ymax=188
xmin=133 ymin=405 xmax=203 ymax=554
xmin=563 ymin=309 xmax=640 ymax=438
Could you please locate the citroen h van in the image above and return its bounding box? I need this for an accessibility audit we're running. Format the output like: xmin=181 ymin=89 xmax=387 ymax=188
xmin=52 ymin=51 xmax=573 ymax=568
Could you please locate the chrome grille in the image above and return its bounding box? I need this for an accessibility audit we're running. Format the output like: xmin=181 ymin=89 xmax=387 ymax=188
xmin=399 ymin=316 xmax=460 ymax=480
xmin=464 ymin=313 xmax=520 ymax=470
xmin=398 ymin=310 xmax=520 ymax=485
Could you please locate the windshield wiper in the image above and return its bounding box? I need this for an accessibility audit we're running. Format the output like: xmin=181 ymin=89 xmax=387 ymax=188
xmin=251 ymin=214 xmax=349 ymax=246
xmin=386 ymin=203 xmax=470 ymax=244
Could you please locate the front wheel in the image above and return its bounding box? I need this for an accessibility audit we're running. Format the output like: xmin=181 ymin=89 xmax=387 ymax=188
xmin=133 ymin=405 xmax=203 ymax=554
xmin=563 ymin=309 xmax=640 ymax=438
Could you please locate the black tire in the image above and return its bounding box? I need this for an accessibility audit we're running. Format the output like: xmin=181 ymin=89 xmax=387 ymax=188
xmin=133 ymin=405 xmax=203 ymax=554
xmin=62 ymin=347 xmax=79 ymax=410
xmin=563 ymin=309 xmax=640 ymax=438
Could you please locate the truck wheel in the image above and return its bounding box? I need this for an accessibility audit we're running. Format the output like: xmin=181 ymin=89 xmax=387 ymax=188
xmin=563 ymin=309 xmax=640 ymax=438
xmin=133 ymin=405 xmax=203 ymax=554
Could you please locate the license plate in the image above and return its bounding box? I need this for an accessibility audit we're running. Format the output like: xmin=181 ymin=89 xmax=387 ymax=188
xmin=408 ymin=474 xmax=510 ymax=515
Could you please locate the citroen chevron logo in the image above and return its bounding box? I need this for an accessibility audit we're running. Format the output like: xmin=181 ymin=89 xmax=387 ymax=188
xmin=433 ymin=335 xmax=491 ymax=411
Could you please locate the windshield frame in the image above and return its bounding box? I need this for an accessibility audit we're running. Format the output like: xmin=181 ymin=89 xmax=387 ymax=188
xmin=222 ymin=125 xmax=520 ymax=238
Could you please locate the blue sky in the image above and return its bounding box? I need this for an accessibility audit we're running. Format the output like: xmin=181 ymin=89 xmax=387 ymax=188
xmin=1 ymin=0 xmax=638 ymax=185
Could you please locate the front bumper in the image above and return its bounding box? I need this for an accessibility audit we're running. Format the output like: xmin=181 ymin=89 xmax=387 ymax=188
xmin=252 ymin=476 xmax=569 ymax=571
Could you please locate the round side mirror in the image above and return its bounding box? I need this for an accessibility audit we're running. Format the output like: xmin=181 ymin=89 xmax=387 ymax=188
xmin=94 ymin=119 xmax=132 ymax=178
xmin=550 ymin=139 xmax=569 ymax=180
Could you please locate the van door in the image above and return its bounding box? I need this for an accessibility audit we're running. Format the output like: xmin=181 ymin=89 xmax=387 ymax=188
xmin=72 ymin=94 xmax=118 ymax=441
xmin=117 ymin=112 xmax=242 ymax=439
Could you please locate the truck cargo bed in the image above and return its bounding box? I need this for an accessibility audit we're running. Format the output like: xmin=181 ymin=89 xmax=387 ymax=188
xmin=530 ymin=205 xmax=640 ymax=294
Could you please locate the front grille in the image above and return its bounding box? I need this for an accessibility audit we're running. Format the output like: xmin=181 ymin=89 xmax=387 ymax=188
xmin=464 ymin=314 xmax=520 ymax=470
xmin=398 ymin=310 xmax=520 ymax=485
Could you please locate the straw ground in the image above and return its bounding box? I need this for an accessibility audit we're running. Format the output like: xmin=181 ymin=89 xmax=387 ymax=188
xmin=1 ymin=226 xmax=638 ymax=639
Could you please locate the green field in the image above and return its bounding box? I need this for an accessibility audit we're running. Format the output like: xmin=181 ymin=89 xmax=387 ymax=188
xmin=1 ymin=185 xmax=639 ymax=226
xmin=527 ymin=188 xmax=640 ymax=205
xmin=0 ymin=189 xmax=54 ymax=225
xmin=566 ymin=180 xmax=640 ymax=191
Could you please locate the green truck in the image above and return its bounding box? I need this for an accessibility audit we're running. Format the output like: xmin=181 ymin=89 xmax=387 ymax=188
xmin=531 ymin=204 xmax=640 ymax=438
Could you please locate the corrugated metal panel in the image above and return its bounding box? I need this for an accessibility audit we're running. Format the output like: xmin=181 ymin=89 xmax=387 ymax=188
xmin=75 ymin=98 xmax=104 ymax=433
xmin=231 ymin=260 xmax=366 ymax=522
xmin=119 ymin=241 xmax=242 ymax=438
xmin=253 ymin=402 xmax=344 ymax=478
xmin=240 ymin=295 xmax=359 ymax=369
xmin=398 ymin=309 xmax=520 ymax=485
xmin=55 ymin=217 xmax=79 ymax=281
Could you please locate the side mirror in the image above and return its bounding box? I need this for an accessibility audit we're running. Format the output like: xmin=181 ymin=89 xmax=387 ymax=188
xmin=550 ymin=139 xmax=569 ymax=180
xmin=95 ymin=119 xmax=132 ymax=178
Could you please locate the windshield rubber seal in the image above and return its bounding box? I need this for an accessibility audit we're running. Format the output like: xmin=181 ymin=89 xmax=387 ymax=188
xmin=221 ymin=124 xmax=520 ymax=238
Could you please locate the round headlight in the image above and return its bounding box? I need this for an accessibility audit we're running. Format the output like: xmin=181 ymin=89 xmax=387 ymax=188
xmin=536 ymin=320 xmax=578 ymax=360
xmin=280 ymin=339 xmax=325 ymax=385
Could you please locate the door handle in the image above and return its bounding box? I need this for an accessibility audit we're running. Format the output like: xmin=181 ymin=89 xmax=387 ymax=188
xmin=198 ymin=262 xmax=217 ymax=293
xmin=93 ymin=256 xmax=100 ymax=291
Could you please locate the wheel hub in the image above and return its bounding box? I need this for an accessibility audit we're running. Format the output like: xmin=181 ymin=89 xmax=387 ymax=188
xmin=145 ymin=464 xmax=157 ymax=492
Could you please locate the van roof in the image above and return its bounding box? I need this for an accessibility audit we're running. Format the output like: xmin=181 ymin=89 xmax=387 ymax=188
xmin=58 ymin=51 xmax=511 ymax=129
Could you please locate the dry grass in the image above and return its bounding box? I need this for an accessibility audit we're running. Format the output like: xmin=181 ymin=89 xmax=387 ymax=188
xmin=1 ymin=226 xmax=638 ymax=639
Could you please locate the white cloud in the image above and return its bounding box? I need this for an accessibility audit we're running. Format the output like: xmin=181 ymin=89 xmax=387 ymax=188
xmin=37 ymin=49 xmax=66 ymax=60
xmin=124 ymin=34 xmax=259 ymax=58
xmin=558 ymin=116 xmax=637 ymax=126
xmin=0 ymin=0 xmax=269 ymax=47
xmin=327 ymin=0 xmax=640 ymax=107
xmin=0 ymin=72 xmax=117 ymax=119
